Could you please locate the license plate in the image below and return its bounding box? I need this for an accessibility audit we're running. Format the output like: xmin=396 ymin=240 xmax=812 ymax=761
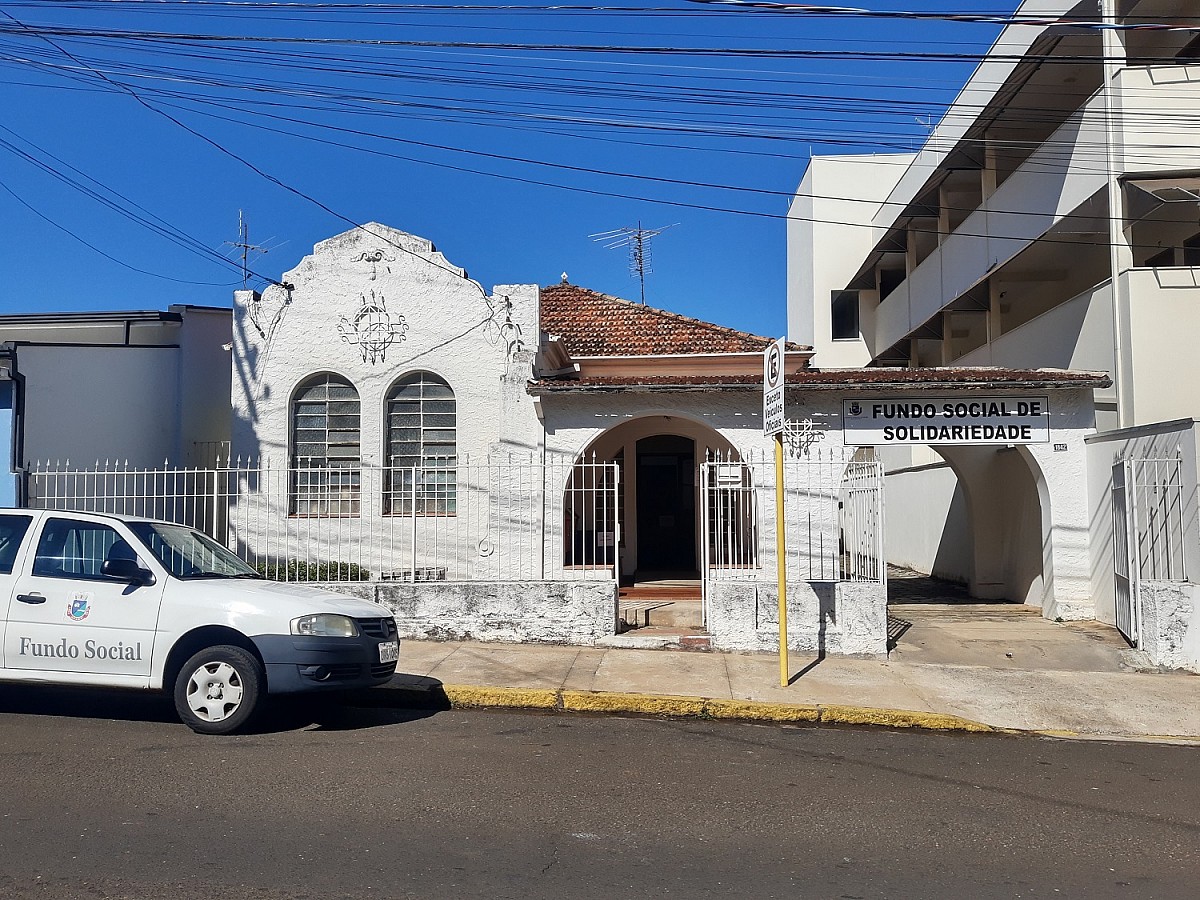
xmin=378 ymin=640 xmax=399 ymax=664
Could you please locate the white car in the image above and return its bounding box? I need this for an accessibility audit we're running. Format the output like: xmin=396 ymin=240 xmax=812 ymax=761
xmin=0 ymin=509 xmax=399 ymax=734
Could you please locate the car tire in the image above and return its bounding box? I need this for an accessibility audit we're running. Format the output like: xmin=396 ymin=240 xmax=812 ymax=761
xmin=173 ymin=645 xmax=263 ymax=735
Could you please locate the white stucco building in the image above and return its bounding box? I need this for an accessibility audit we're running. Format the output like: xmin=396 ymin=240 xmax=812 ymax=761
xmin=191 ymin=221 xmax=1100 ymax=658
xmin=787 ymin=0 xmax=1200 ymax=669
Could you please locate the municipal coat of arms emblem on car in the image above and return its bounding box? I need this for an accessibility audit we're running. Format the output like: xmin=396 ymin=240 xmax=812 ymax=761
xmin=66 ymin=593 xmax=91 ymax=621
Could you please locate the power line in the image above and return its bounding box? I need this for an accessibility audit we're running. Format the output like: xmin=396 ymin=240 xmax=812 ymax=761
xmin=0 ymin=8 xmax=489 ymax=294
xmin=0 ymin=177 xmax=240 ymax=286
xmin=0 ymin=122 xmax=278 ymax=284
xmin=4 ymin=21 xmax=1197 ymax=64
xmin=2 ymin=1 xmax=1196 ymax=275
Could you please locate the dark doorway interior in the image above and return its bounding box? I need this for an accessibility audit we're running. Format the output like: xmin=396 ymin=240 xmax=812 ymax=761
xmin=635 ymin=435 xmax=696 ymax=572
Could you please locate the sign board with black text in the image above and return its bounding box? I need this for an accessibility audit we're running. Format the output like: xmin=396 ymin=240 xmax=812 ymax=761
xmin=842 ymin=397 xmax=1050 ymax=445
xmin=763 ymin=338 xmax=785 ymax=436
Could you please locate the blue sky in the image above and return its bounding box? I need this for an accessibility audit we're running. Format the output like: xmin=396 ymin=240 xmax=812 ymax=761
xmin=0 ymin=1 xmax=1008 ymax=338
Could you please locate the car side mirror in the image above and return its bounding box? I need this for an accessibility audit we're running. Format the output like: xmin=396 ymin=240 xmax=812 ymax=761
xmin=101 ymin=558 xmax=156 ymax=586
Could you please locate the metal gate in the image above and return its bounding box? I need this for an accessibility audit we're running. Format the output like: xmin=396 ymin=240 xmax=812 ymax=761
xmin=839 ymin=456 xmax=886 ymax=583
xmin=699 ymin=451 xmax=885 ymax=624
xmin=1112 ymin=460 xmax=1138 ymax=646
xmin=1112 ymin=456 xmax=1188 ymax=648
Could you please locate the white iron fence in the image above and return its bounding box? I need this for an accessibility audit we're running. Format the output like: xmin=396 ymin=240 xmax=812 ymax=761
xmin=700 ymin=449 xmax=885 ymax=615
xmin=27 ymin=456 xmax=620 ymax=584
xmin=26 ymin=450 xmax=884 ymax=596
xmin=1112 ymin=456 xmax=1188 ymax=647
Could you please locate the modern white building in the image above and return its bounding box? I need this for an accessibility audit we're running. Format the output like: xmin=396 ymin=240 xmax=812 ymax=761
xmin=788 ymin=0 xmax=1200 ymax=669
xmin=0 ymin=306 xmax=232 ymax=506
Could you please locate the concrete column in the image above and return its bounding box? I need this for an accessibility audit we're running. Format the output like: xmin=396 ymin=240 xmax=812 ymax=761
xmin=982 ymin=142 xmax=999 ymax=200
xmin=987 ymin=278 xmax=1003 ymax=350
xmin=937 ymin=186 xmax=952 ymax=241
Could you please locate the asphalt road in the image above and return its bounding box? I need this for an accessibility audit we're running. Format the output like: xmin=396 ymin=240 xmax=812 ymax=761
xmin=0 ymin=686 xmax=1196 ymax=900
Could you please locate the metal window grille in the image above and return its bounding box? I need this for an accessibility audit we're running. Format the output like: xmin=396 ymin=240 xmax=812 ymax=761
xmin=291 ymin=373 xmax=361 ymax=516
xmin=385 ymin=372 xmax=456 ymax=515
xmin=1129 ymin=458 xmax=1187 ymax=583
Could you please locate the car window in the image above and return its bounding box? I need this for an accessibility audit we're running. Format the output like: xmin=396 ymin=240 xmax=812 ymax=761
xmin=128 ymin=522 xmax=258 ymax=579
xmin=0 ymin=514 xmax=33 ymax=574
xmin=32 ymin=517 xmax=136 ymax=580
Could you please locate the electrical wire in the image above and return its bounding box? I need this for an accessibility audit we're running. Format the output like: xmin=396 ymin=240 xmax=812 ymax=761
xmin=2 ymin=0 xmax=1198 ymax=281
xmin=0 ymin=177 xmax=241 ymax=286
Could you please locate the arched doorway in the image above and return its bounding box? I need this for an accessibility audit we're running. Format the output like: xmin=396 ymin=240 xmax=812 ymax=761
xmin=571 ymin=415 xmax=737 ymax=585
xmin=880 ymin=443 xmax=1048 ymax=605
xmin=635 ymin=435 xmax=696 ymax=573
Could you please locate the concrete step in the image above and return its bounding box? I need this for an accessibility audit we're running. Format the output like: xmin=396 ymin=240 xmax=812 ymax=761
xmin=598 ymin=626 xmax=712 ymax=651
xmin=619 ymin=599 xmax=704 ymax=629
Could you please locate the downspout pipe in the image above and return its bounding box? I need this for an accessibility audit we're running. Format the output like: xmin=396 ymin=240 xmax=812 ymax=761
xmin=0 ymin=343 xmax=25 ymax=506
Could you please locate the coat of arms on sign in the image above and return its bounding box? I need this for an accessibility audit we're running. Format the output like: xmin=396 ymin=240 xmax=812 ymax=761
xmin=338 ymin=291 xmax=409 ymax=364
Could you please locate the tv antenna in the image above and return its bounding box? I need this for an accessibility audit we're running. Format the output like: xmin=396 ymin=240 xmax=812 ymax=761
xmin=223 ymin=209 xmax=274 ymax=289
xmin=590 ymin=221 xmax=677 ymax=304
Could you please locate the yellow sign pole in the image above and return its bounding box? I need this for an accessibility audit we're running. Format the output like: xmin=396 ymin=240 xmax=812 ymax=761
xmin=774 ymin=430 xmax=788 ymax=687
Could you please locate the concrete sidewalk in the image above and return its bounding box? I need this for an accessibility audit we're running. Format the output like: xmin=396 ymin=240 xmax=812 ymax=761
xmin=382 ymin=618 xmax=1200 ymax=741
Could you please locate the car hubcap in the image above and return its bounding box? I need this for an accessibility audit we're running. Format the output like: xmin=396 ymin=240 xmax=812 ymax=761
xmin=186 ymin=661 xmax=244 ymax=722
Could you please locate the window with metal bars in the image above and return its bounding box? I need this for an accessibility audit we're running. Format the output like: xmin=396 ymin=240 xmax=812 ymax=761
xmin=290 ymin=372 xmax=361 ymax=516
xmin=385 ymin=372 xmax=456 ymax=515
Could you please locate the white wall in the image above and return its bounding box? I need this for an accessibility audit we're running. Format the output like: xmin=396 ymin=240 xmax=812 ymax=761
xmin=20 ymin=345 xmax=181 ymax=466
xmin=1124 ymin=269 xmax=1200 ymax=426
xmin=956 ymin=281 xmax=1118 ymax=431
xmin=540 ymin=384 xmax=1097 ymax=618
xmin=881 ymin=462 xmax=972 ymax=582
xmin=786 ymin=154 xmax=914 ymax=366
xmin=230 ymin=223 xmax=540 ymax=465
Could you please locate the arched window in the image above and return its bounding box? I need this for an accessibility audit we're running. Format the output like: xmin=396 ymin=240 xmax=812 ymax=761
xmin=291 ymin=373 xmax=360 ymax=516
xmin=385 ymin=372 xmax=456 ymax=515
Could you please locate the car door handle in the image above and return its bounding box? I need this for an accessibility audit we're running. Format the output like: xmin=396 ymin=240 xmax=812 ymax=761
xmin=16 ymin=593 xmax=46 ymax=605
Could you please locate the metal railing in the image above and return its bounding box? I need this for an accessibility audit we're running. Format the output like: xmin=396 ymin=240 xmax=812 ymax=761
xmin=700 ymin=448 xmax=886 ymax=607
xmin=27 ymin=455 xmax=620 ymax=584
xmin=1128 ymin=457 xmax=1187 ymax=583
xmin=1112 ymin=455 xmax=1188 ymax=647
xmin=26 ymin=449 xmax=883 ymax=596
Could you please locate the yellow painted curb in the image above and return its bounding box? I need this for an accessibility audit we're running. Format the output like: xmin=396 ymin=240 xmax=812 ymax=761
xmin=1034 ymin=728 xmax=1083 ymax=739
xmin=562 ymin=690 xmax=708 ymax=718
xmin=427 ymin=685 xmax=995 ymax=733
xmin=376 ymin=684 xmax=1200 ymax=742
xmin=818 ymin=704 xmax=994 ymax=732
xmin=705 ymin=699 xmax=820 ymax=723
xmin=442 ymin=685 xmax=559 ymax=711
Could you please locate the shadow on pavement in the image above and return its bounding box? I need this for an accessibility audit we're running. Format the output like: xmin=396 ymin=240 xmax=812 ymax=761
xmin=0 ymin=680 xmax=447 ymax=734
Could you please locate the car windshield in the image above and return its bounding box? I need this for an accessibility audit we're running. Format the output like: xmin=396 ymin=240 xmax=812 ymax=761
xmin=128 ymin=522 xmax=261 ymax=580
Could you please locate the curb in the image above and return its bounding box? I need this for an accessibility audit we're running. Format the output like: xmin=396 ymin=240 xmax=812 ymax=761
xmin=369 ymin=682 xmax=998 ymax=734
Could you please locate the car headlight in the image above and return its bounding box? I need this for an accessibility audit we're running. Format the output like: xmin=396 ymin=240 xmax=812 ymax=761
xmin=291 ymin=614 xmax=359 ymax=638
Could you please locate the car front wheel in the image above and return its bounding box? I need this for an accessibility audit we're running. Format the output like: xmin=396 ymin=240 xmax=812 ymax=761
xmin=173 ymin=645 xmax=263 ymax=735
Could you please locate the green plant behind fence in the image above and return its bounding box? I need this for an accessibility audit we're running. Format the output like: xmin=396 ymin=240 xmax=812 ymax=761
xmin=255 ymin=560 xmax=371 ymax=582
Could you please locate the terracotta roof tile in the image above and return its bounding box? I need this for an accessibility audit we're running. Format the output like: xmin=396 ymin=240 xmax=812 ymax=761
xmin=540 ymin=283 xmax=807 ymax=357
xmin=528 ymin=367 xmax=1111 ymax=393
